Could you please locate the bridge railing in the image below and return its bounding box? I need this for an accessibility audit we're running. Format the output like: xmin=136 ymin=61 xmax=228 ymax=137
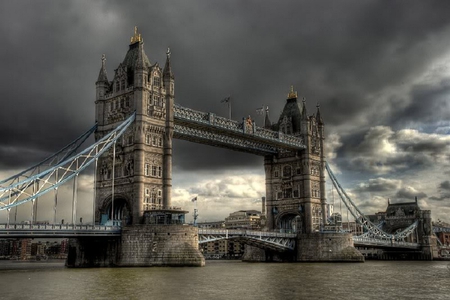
xmin=0 ymin=224 xmax=120 ymax=231
xmin=198 ymin=229 xmax=297 ymax=238
xmin=174 ymin=104 xmax=305 ymax=149
xmin=352 ymin=236 xmax=420 ymax=249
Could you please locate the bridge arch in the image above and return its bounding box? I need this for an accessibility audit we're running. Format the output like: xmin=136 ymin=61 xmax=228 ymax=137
xmin=275 ymin=210 xmax=303 ymax=233
xmin=99 ymin=194 xmax=133 ymax=225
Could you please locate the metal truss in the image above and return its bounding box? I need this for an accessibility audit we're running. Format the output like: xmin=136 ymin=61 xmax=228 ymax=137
xmin=0 ymin=124 xmax=96 ymax=188
xmin=0 ymin=113 xmax=135 ymax=211
xmin=198 ymin=229 xmax=296 ymax=251
xmin=174 ymin=124 xmax=278 ymax=155
xmin=353 ymin=236 xmax=420 ymax=249
xmin=434 ymin=225 xmax=450 ymax=233
xmin=174 ymin=104 xmax=305 ymax=155
xmin=326 ymin=162 xmax=418 ymax=242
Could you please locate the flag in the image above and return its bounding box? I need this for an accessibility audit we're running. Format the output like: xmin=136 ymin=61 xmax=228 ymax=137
xmin=191 ymin=196 xmax=197 ymax=202
xmin=256 ymin=106 xmax=264 ymax=115
xmin=220 ymin=96 xmax=231 ymax=103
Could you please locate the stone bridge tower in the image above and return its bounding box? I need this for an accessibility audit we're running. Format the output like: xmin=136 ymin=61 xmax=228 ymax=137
xmin=265 ymin=87 xmax=327 ymax=233
xmin=94 ymin=27 xmax=183 ymax=225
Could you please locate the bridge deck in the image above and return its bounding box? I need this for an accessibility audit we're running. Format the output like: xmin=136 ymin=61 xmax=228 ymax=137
xmin=0 ymin=224 xmax=121 ymax=238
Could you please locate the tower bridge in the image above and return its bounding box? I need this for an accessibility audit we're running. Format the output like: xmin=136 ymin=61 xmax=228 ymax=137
xmin=0 ymin=28 xmax=441 ymax=265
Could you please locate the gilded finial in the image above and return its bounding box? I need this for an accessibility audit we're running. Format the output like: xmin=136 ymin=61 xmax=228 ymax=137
xmin=287 ymin=85 xmax=298 ymax=99
xmin=166 ymin=47 xmax=171 ymax=58
xmin=130 ymin=26 xmax=143 ymax=44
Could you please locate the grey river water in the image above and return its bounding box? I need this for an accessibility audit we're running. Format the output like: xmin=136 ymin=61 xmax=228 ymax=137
xmin=0 ymin=260 xmax=449 ymax=300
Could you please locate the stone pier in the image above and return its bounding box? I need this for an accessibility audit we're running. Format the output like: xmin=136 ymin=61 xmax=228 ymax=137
xmin=242 ymin=232 xmax=364 ymax=262
xmin=66 ymin=224 xmax=205 ymax=267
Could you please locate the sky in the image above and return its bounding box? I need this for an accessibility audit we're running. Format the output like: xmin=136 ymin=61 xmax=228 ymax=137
xmin=1 ymin=0 xmax=450 ymax=224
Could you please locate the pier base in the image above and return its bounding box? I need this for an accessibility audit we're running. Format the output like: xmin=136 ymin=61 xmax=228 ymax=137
xmin=296 ymin=232 xmax=364 ymax=262
xmin=66 ymin=224 xmax=205 ymax=267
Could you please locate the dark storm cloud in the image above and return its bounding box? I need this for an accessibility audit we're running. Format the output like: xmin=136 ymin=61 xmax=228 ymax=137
xmin=388 ymin=80 xmax=450 ymax=130
xmin=353 ymin=178 xmax=401 ymax=193
xmin=439 ymin=180 xmax=450 ymax=191
xmin=2 ymin=0 xmax=450 ymax=174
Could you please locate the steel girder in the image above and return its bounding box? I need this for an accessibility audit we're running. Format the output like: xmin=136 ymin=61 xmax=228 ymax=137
xmin=0 ymin=113 xmax=135 ymax=211
xmin=198 ymin=229 xmax=296 ymax=251
xmin=353 ymin=236 xmax=420 ymax=249
xmin=326 ymin=162 xmax=418 ymax=242
xmin=173 ymin=104 xmax=305 ymax=155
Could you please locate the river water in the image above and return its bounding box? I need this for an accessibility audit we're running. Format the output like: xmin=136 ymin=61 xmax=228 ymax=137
xmin=0 ymin=260 xmax=449 ymax=299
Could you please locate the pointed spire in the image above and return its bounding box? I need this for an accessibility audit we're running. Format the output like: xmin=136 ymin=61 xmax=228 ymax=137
xmin=264 ymin=106 xmax=271 ymax=129
xmin=135 ymin=41 xmax=145 ymax=70
xmin=301 ymin=97 xmax=308 ymax=120
xmin=164 ymin=47 xmax=174 ymax=79
xmin=287 ymin=85 xmax=298 ymax=99
xmin=316 ymin=103 xmax=324 ymax=125
xmin=130 ymin=26 xmax=143 ymax=45
xmin=97 ymin=54 xmax=108 ymax=83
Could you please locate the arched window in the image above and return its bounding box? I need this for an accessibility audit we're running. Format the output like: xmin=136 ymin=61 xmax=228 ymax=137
xmin=283 ymin=166 xmax=291 ymax=177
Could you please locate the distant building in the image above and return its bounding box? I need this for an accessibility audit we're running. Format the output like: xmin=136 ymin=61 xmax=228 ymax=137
xmin=197 ymin=221 xmax=225 ymax=229
xmin=225 ymin=210 xmax=262 ymax=230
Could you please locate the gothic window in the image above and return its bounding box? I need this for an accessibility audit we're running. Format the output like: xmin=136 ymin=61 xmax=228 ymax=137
xmin=293 ymin=190 xmax=299 ymax=198
xmin=283 ymin=166 xmax=291 ymax=177
xmin=274 ymin=171 xmax=279 ymax=178
xmin=145 ymin=188 xmax=150 ymax=196
xmin=158 ymin=137 xmax=163 ymax=147
xmin=277 ymin=191 xmax=282 ymax=199
xmin=153 ymin=76 xmax=161 ymax=87
xmin=126 ymin=97 xmax=130 ymax=107
xmin=296 ymin=168 xmax=301 ymax=175
xmin=116 ymin=82 xmax=120 ymax=92
xmin=151 ymin=166 xmax=157 ymax=177
xmin=120 ymin=98 xmax=125 ymax=108
xmin=121 ymin=80 xmax=125 ymax=90
xmin=152 ymin=136 xmax=157 ymax=146
xmin=145 ymin=135 xmax=150 ymax=145
xmin=283 ymin=188 xmax=292 ymax=198
xmin=151 ymin=190 xmax=157 ymax=203
xmin=144 ymin=164 xmax=150 ymax=176
xmin=158 ymin=166 xmax=162 ymax=178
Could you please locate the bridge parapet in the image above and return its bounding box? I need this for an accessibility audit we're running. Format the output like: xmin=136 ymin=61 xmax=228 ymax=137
xmin=174 ymin=104 xmax=305 ymax=151
xmin=353 ymin=236 xmax=420 ymax=249
xmin=198 ymin=229 xmax=296 ymax=251
xmin=0 ymin=223 xmax=121 ymax=238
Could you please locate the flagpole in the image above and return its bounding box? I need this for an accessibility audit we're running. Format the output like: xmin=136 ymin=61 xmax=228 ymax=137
xmin=221 ymin=96 xmax=232 ymax=119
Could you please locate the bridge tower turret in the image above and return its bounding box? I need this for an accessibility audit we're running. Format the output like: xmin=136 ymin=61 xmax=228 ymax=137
xmin=94 ymin=27 xmax=186 ymax=225
xmin=264 ymin=87 xmax=326 ymax=234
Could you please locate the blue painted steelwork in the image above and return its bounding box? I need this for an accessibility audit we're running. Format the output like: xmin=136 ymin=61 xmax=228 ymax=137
xmin=0 ymin=113 xmax=135 ymax=211
xmin=198 ymin=229 xmax=296 ymax=251
xmin=326 ymin=162 xmax=418 ymax=242
xmin=0 ymin=124 xmax=97 ymax=187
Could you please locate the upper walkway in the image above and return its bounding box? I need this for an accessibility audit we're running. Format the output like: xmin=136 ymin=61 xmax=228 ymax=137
xmin=173 ymin=103 xmax=305 ymax=155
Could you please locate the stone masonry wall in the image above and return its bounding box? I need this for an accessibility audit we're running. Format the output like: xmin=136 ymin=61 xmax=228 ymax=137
xmin=119 ymin=224 xmax=205 ymax=267
xmin=296 ymin=232 xmax=364 ymax=262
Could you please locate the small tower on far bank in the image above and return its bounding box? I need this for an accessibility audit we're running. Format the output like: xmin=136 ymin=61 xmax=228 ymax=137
xmin=94 ymin=27 xmax=186 ymax=225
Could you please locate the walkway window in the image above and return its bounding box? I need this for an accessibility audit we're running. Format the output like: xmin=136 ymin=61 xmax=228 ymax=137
xmin=153 ymin=76 xmax=161 ymax=87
